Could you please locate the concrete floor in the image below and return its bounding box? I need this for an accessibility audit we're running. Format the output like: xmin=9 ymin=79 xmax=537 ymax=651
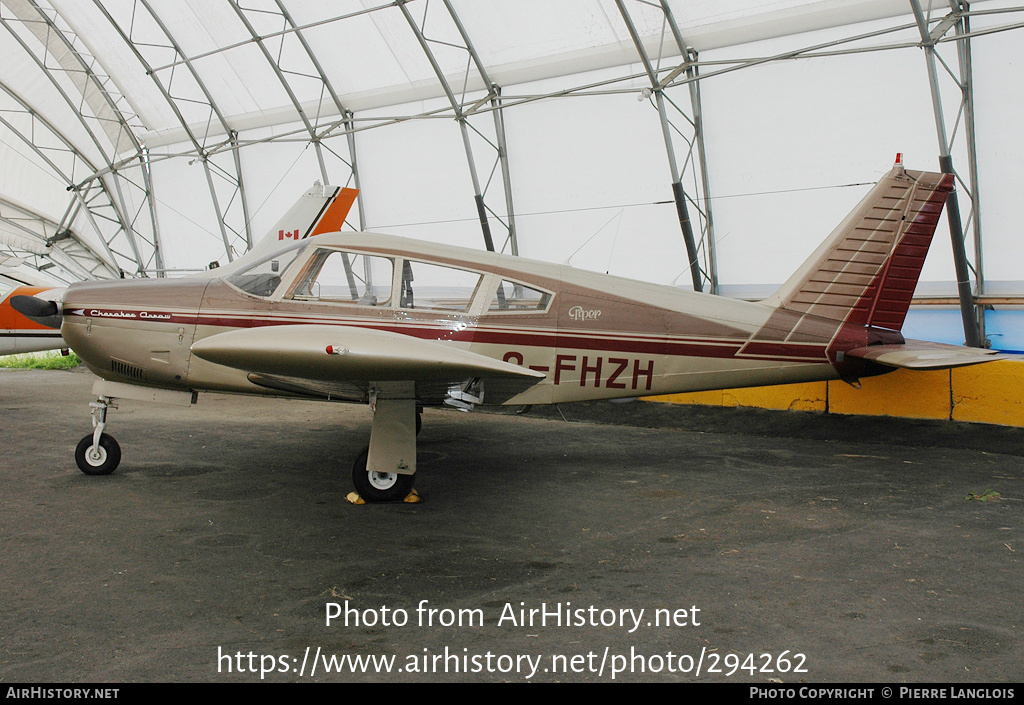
xmin=1 ymin=366 xmax=1022 ymax=683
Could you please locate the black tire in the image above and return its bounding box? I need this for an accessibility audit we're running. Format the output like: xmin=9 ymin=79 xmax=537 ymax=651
xmin=351 ymin=446 xmax=415 ymax=502
xmin=75 ymin=433 xmax=121 ymax=476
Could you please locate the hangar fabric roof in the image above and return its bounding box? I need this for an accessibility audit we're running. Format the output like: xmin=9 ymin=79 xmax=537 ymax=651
xmin=0 ymin=0 xmax=1021 ymax=330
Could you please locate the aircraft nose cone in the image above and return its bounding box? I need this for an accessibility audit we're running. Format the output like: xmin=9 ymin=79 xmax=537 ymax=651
xmin=59 ymin=278 xmax=206 ymax=389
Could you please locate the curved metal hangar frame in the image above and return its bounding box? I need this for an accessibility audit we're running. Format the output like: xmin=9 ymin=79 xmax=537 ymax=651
xmin=0 ymin=1 xmax=1023 ymax=347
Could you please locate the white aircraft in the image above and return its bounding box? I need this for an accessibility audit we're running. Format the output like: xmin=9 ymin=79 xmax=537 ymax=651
xmin=0 ymin=261 xmax=65 ymax=356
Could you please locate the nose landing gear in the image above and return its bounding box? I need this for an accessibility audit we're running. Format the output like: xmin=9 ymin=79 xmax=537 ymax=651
xmin=75 ymin=397 xmax=121 ymax=476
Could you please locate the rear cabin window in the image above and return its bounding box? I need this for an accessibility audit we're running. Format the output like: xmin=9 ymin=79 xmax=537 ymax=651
xmin=488 ymin=280 xmax=552 ymax=312
xmin=289 ymin=249 xmax=394 ymax=306
xmin=399 ymin=260 xmax=483 ymax=312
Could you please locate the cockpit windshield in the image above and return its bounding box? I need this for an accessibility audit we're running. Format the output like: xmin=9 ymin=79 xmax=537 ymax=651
xmin=224 ymin=240 xmax=307 ymax=297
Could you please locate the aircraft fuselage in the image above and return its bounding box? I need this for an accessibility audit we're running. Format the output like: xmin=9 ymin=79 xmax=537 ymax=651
xmin=61 ymin=232 xmax=883 ymax=407
xmin=48 ymin=165 xmax=968 ymax=497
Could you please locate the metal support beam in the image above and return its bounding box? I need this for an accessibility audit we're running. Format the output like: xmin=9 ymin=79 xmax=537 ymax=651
xmin=397 ymin=0 xmax=518 ymax=254
xmin=442 ymin=0 xmax=519 ymax=255
xmin=231 ymin=0 xmax=367 ymax=234
xmin=910 ymin=0 xmax=984 ymax=348
xmin=228 ymin=132 xmax=253 ymax=251
xmin=489 ymin=86 xmax=519 ymax=256
xmin=949 ymin=0 xmax=985 ymax=336
xmin=615 ymin=0 xmax=710 ymax=292
xmin=138 ymin=148 xmax=164 ymax=275
xmin=661 ymin=0 xmax=719 ymax=293
xmin=92 ymin=0 xmax=252 ymax=263
xmin=0 ymin=196 xmax=115 ymax=281
xmin=343 ymin=112 xmax=367 ymax=231
xmin=229 ymin=1 xmax=330 ymax=184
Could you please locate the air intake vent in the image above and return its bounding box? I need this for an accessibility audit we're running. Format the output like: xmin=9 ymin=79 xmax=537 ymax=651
xmin=110 ymin=358 xmax=146 ymax=381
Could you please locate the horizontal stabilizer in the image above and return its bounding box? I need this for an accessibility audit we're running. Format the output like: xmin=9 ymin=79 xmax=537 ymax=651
xmin=845 ymin=339 xmax=1013 ymax=370
xmin=191 ymin=324 xmax=547 ymax=383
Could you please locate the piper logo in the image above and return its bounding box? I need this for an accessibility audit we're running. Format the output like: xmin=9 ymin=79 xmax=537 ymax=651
xmin=568 ymin=305 xmax=601 ymax=322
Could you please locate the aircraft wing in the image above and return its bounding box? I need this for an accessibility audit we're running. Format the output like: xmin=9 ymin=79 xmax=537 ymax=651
xmin=845 ymin=339 xmax=1014 ymax=370
xmin=190 ymin=324 xmax=545 ymax=403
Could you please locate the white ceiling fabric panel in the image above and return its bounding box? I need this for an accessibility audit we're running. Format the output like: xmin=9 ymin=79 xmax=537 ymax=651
xmin=46 ymin=0 xmax=171 ymax=132
xmin=77 ymin=0 xmax=922 ymax=148
xmin=151 ymin=1 xmax=290 ymax=119
xmin=0 ymin=0 xmax=1018 ymax=306
xmin=0 ymin=14 xmax=108 ymax=168
xmin=3 ymin=0 xmax=139 ymax=157
xmin=0 ymin=135 xmax=70 ymax=218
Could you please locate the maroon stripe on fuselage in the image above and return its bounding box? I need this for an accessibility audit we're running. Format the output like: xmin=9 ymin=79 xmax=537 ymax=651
xmin=197 ymin=311 xmax=748 ymax=358
xmin=73 ymin=306 xmax=828 ymax=364
xmin=735 ymin=341 xmax=828 ymax=360
xmin=63 ymin=308 xmax=198 ymax=325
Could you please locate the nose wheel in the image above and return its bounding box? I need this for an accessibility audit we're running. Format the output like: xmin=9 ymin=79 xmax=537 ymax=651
xmin=75 ymin=397 xmax=121 ymax=476
xmin=75 ymin=433 xmax=121 ymax=475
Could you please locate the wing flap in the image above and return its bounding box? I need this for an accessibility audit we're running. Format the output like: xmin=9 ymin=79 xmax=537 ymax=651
xmin=245 ymin=374 xmax=478 ymax=406
xmin=845 ymin=339 xmax=1013 ymax=370
xmin=191 ymin=324 xmax=546 ymax=384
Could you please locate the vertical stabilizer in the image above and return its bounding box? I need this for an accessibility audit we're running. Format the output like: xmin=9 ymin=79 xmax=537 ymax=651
xmin=199 ymin=185 xmax=359 ymax=278
xmin=760 ymin=162 xmax=954 ymax=339
xmin=249 ymin=185 xmax=359 ymax=260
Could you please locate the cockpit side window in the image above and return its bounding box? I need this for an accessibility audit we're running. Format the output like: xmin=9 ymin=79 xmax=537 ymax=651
xmin=399 ymin=260 xmax=483 ymax=312
xmin=288 ymin=249 xmax=394 ymax=306
xmin=487 ymin=280 xmax=552 ymax=313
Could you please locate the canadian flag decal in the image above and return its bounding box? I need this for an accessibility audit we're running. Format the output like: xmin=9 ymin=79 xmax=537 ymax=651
xmin=278 ymin=229 xmax=300 ymax=241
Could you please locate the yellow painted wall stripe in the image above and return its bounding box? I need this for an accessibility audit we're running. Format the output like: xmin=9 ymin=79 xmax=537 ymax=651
xmin=647 ymin=360 xmax=1024 ymax=428
xmin=952 ymin=361 xmax=1024 ymax=426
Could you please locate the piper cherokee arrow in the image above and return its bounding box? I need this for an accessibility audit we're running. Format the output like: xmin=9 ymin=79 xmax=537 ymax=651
xmin=12 ymin=161 xmax=1011 ymax=501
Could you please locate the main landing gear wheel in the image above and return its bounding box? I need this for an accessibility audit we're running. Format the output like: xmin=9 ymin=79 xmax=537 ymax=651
xmin=351 ymin=446 xmax=415 ymax=502
xmin=75 ymin=433 xmax=121 ymax=476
